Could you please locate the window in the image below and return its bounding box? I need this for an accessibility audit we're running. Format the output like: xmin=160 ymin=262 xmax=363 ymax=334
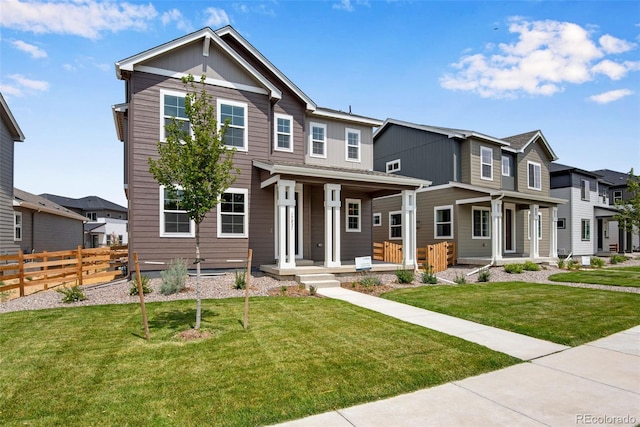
xmin=581 ymin=219 xmax=591 ymax=241
xmin=613 ymin=190 xmax=623 ymax=203
xmin=528 ymin=161 xmax=542 ymax=190
xmin=373 ymin=213 xmax=381 ymax=227
xmin=345 ymin=128 xmax=361 ymax=162
xmin=501 ymin=155 xmax=511 ymax=176
xmin=218 ymin=99 xmax=248 ymax=151
xmin=14 ymin=212 xmax=22 ymax=241
xmin=480 ymin=146 xmax=493 ymax=180
xmin=527 ymin=211 xmax=542 ymax=240
xmin=160 ymin=186 xmax=194 ymax=237
xmin=161 ymin=90 xmax=190 ymax=141
xmin=386 ymin=159 xmax=401 ymax=173
xmin=346 ymin=199 xmax=361 ymax=232
xmin=557 ymin=218 xmax=566 ymax=229
xmin=472 ymin=207 xmax=490 ymax=239
xmin=389 ymin=211 xmax=402 ymax=240
xmin=309 ymin=122 xmax=326 ymax=158
xmin=217 ymin=188 xmax=248 ymax=238
xmin=581 ymin=179 xmax=590 ymax=201
xmin=86 ymin=212 xmax=97 ymax=221
xmin=434 ymin=205 xmax=453 ymax=239
xmin=274 ymin=113 xmax=293 ymax=152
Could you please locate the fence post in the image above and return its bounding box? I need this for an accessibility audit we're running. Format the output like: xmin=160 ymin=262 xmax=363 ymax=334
xmin=134 ymin=252 xmax=150 ymax=341
xmin=18 ymin=250 xmax=25 ymax=297
xmin=42 ymin=251 xmax=48 ymax=290
xmin=76 ymin=245 xmax=83 ymax=286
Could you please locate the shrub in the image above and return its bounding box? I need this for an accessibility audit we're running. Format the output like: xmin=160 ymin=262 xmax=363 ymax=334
xmin=360 ymin=275 xmax=382 ymax=287
xmin=56 ymin=285 xmax=87 ymax=303
xmin=395 ymin=269 xmax=414 ymax=284
xmin=590 ymin=257 xmax=605 ymax=268
xmin=129 ymin=274 xmax=152 ymax=296
xmin=610 ymin=254 xmax=629 ymax=265
xmin=557 ymin=258 xmax=565 ymax=269
xmin=309 ymin=285 xmax=317 ymax=296
xmin=421 ymin=265 xmax=438 ymax=284
xmin=568 ymin=259 xmax=581 ymax=270
xmin=523 ymin=261 xmax=541 ymax=271
xmin=504 ymin=263 xmax=524 ymax=274
xmin=160 ymin=258 xmax=188 ymax=295
xmin=477 ymin=268 xmax=491 ymax=282
xmin=234 ymin=269 xmax=246 ymax=290
xmin=453 ymin=273 xmax=467 ymax=284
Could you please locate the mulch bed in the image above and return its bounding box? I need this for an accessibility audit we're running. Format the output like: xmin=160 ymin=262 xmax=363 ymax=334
xmin=267 ymin=285 xmax=321 ymax=297
xmin=340 ymin=282 xmax=396 ymax=297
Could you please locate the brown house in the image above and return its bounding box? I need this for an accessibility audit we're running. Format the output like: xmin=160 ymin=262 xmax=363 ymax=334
xmin=112 ymin=27 xmax=428 ymax=273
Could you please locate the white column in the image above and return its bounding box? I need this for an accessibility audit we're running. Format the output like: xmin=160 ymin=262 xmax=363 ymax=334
xmin=324 ymin=184 xmax=341 ymax=267
xmin=550 ymin=206 xmax=558 ymax=258
xmin=491 ymin=199 xmax=503 ymax=262
xmin=277 ymin=180 xmax=296 ymax=269
xmin=402 ymin=190 xmax=417 ymax=269
xmin=529 ymin=204 xmax=539 ymax=259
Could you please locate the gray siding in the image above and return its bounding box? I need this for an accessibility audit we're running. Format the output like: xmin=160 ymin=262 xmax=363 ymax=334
xmin=516 ymin=142 xmax=551 ymax=195
xmin=16 ymin=208 xmax=83 ymax=253
xmin=468 ymin=140 xmax=501 ymax=189
xmin=501 ymin=153 xmax=516 ymax=190
xmin=305 ymin=118 xmax=374 ymax=170
xmin=0 ymin=122 xmax=18 ymax=255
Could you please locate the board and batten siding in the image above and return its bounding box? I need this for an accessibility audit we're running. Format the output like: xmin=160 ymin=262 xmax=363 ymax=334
xmin=0 ymin=131 xmax=19 ymax=255
xmin=516 ymin=142 xmax=551 ymax=196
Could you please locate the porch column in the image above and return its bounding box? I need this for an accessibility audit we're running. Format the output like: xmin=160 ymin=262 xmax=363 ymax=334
xmin=491 ymin=198 xmax=503 ymax=262
xmin=277 ymin=180 xmax=296 ymax=269
xmin=402 ymin=190 xmax=417 ymax=269
xmin=549 ymin=206 xmax=558 ymax=258
xmin=529 ymin=204 xmax=540 ymax=258
xmin=324 ymin=184 xmax=341 ymax=267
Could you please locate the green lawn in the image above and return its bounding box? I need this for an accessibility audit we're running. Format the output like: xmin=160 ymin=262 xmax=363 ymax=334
xmin=0 ymin=297 xmax=518 ymax=427
xmin=382 ymin=282 xmax=640 ymax=346
xmin=548 ymin=266 xmax=640 ymax=287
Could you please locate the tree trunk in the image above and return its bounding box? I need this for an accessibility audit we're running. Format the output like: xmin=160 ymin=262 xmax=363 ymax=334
xmin=195 ymin=222 xmax=202 ymax=330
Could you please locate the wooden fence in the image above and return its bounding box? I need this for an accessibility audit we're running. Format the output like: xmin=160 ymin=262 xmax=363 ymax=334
xmin=0 ymin=246 xmax=128 ymax=299
xmin=373 ymin=241 xmax=456 ymax=273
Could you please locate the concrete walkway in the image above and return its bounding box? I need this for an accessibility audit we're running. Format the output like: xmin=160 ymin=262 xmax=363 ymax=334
xmin=271 ymin=287 xmax=640 ymax=427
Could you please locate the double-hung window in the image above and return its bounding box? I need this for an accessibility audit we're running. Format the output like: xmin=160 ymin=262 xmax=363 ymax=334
xmin=309 ymin=122 xmax=326 ymax=158
xmin=389 ymin=211 xmax=402 ymax=240
xmin=346 ymin=199 xmax=361 ymax=232
xmin=14 ymin=212 xmax=22 ymax=241
xmin=581 ymin=179 xmax=590 ymax=201
xmin=528 ymin=161 xmax=542 ymax=190
xmin=581 ymin=219 xmax=591 ymax=241
xmin=434 ymin=205 xmax=453 ymax=239
xmin=217 ymin=188 xmax=248 ymax=238
xmin=501 ymin=155 xmax=511 ymax=176
xmin=613 ymin=190 xmax=623 ymax=203
xmin=160 ymin=186 xmax=194 ymax=237
xmin=472 ymin=207 xmax=490 ymax=239
xmin=345 ymin=128 xmax=361 ymax=162
xmin=480 ymin=146 xmax=493 ymax=180
xmin=218 ymin=99 xmax=248 ymax=151
xmin=274 ymin=113 xmax=293 ymax=152
xmin=161 ymin=90 xmax=190 ymax=141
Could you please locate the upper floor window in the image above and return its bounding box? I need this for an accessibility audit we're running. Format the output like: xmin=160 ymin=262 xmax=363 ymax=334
xmin=528 ymin=161 xmax=542 ymax=191
xmin=14 ymin=212 xmax=22 ymax=241
xmin=160 ymin=186 xmax=194 ymax=238
xmin=613 ymin=190 xmax=623 ymax=203
xmin=217 ymin=188 xmax=248 ymax=238
xmin=373 ymin=213 xmax=381 ymax=227
xmin=472 ymin=207 xmax=490 ymax=239
xmin=161 ymin=90 xmax=190 ymax=141
xmin=86 ymin=212 xmax=97 ymax=221
xmin=386 ymin=159 xmax=401 ymax=173
xmin=309 ymin=122 xmax=326 ymax=158
xmin=434 ymin=205 xmax=453 ymax=239
xmin=346 ymin=199 xmax=361 ymax=232
xmin=274 ymin=113 xmax=293 ymax=152
xmin=501 ymin=155 xmax=512 ymax=177
xmin=480 ymin=146 xmax=493 ymax=180
xmin=581 ymin=179 xmax=590 ymax=201
xmin=218 ymin=99 xmax=248 ymax=151
xmin=389 ymin=211 xmax=402 ymax=240
xmin=345 ymin=128 xmax=361 ymax=162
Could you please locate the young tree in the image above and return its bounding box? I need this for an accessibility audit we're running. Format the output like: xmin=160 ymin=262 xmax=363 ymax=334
xmin=613 ymin=168 xmax=640 ymax=249
xmin=149 ymin=74 xmax=239 ymax=330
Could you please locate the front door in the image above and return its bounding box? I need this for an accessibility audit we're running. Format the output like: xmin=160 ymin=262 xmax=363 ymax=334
xmin=504 ymin=205 xmax=515 ymax=253
xmin=597 ymin=218 xmax=603 ymax=251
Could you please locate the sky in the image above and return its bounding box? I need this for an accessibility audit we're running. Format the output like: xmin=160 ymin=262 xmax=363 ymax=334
xmin=1 ymin=0 xmax=639 ymax=209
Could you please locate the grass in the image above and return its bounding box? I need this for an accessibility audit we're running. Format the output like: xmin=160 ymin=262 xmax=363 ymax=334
xmin=382 ymin=282 xmax=640 ymax=346
xmin=548 ymin=266 xmax=640 ymax=288
xmin=0 ymin=297 xmax=518 ymax=427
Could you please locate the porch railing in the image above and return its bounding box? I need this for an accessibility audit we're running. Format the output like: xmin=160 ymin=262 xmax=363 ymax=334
xmin=373 ymin=241 xmax=456 ymax=273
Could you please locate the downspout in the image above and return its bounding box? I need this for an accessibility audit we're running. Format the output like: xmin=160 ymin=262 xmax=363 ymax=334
xmin=491 ymin=192 xmax=506 ymax=266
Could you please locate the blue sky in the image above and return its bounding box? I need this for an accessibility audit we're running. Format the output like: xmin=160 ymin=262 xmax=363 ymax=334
xmin=1 ymin=0 xmax=639 ymax=208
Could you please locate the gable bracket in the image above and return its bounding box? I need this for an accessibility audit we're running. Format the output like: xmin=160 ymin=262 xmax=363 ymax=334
xmin=203 ymin=36 xmax=210 ymax=57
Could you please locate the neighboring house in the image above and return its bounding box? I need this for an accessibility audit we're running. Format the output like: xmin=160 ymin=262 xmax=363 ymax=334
xmin=0 ymin=93 xmax=25 ymax=256
xmin=550 ymin=163 xmax=618 ymax=256
xmin=372 ymin=119 xmax=565 ymax=265
xmin=13 ymin=188 xmax=87 ymax=253
xmin=40 ymin=194 xmax=128 ymax=248
xmin=592 ymin=168 xmax=639 ymax=252
xmin=112 ymin=26 xmax=429 ymax=272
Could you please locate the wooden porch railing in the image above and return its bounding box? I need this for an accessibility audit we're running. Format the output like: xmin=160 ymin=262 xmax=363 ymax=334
xmin=373 ymin=241 xmax=456 ymax=273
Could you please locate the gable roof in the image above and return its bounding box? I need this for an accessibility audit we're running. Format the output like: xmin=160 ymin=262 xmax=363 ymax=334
xmin=0 ymin=93 xmax=25 ymax=142
xmin=40 ymin=194 xmax=127 ymax=212
xmin=13 ymin=189 xmax=87 ymax=222
xmin=502 ymin=130 xmax=558 ymax=161
xmin=550 ymin=162 xmax=602 ymax=179
xmin=592 ymin=169 xmax=637 ymax=187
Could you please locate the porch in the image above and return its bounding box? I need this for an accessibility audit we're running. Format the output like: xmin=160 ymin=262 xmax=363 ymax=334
xmin=260 ymin=259 xmax=405 ymax=280
xmin=457 ymin=255 xmax=559 ymax=267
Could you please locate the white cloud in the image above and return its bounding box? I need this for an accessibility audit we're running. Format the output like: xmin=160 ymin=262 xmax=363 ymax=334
xmin=161 ymin=8 xmax=193 ymax=32
xmin=333 ymin=0 xmax=370 ymax=12
xmin=204 ymin=7 xmax=230 ymax=28
xmin=0 ymin=84 xmax=23 ymax=97
xmin=440 ymin=17 xmax=639 ymax=98
xmin=0 ymin=0 xmax=158 ymax=40
xmin=7 ymin=74 xmax=50 ymax=93
xmin=11 ymin=40 xmax=47 ymax=58
xmin=587 ymin=89 xmax=633 ymax=104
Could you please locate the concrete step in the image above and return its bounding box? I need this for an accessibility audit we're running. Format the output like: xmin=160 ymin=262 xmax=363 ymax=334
xmin=295 ymin=273 xmax=336 ymax=282
xmin=296 ymin=273 xmax=341 ymax=289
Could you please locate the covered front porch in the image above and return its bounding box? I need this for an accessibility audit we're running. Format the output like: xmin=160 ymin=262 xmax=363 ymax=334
xmin=259 ymin=259 xmax=405 ymax=279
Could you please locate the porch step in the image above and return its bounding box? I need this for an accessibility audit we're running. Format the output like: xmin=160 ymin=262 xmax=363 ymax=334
xmin=296 ymin=273 xmax=341 ymax=289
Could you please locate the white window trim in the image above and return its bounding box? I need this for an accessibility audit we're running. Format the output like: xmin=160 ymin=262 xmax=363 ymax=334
xmin=217 ymin=98 xmax=248 ymax=152
xmin=217 ymin=188 xmax=249 ymax=238
xmin=14 ymin=212 xmax=22 ymax=242
xmin=581 ymin=219 xmax=591 ymax=241
xmin=501 ymin=155 xmax=511 ymax=177
xmin=345 ymin=128 xmax=361 ymax=163
xmin=581 ymin=179 xmax=590 ymax=201
xmin=159 ymin=185 xmax=195 ymax=238
xmin=309 ymin=122 xmax=327 ymax=159
xmin=472 ymin=207 xmax=491 ymax=239
xmin=274 ymin=113 xmax=293 ymax=153
xmin=389 ymin=210 xmax=402 ymax=240
xmin=434 ymin=205 xmax=454 ymax=239
xmin=373 ymin=212 xmax=381 ymax=227
xmin=386 ymin=159 xmax=401 ymax=173
xmin=160 ymin=89 xmax=189 ymax=142
xmin=557 ymin=218 xmax=566 ymax=229
xmin=527 ymin=210 xmax=543 ymax=240
xmin=613 ymin=190 xmax=623 ymax=203
xmin=480 ymin=146 xmax=493 ymax=181
xmin=345 ymin=198 xmax=361 ymax=232
xmin=527 ymin=161 xmax=542 ymax=191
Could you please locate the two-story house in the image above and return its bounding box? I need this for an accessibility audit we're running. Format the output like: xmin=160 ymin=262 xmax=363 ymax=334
xmin=372 ymin=119 xmax=565 ymax=265
xmin=112 ymin=27 xmax=429 ymax=273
